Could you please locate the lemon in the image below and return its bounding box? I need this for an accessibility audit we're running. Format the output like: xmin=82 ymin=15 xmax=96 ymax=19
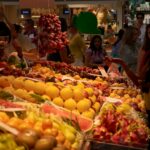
xmin=53 ymin=97 xmax=64 ymax=107
xmin=73 ymin=75 xmax=80 ymax=80
xmin=12 ymin=77 xmax=25 ymax=89
xmin=92 ymin=102 xmax=101 ymax=112
xmin=85 ymin=87 xmax=94 ymax=96
xmin=64 ymin=98 xmax=76 ymax=110
xmin=60 ymin=87 xmax=73 ymax=100
xmin=73 ymin=88 xmax=84 ymax=101
xmin=89 ymin=95 xmax=96 ymax=103
xmin=0 ymin=76 xmax=10 ymax=88
xmin=77 ymin=82 xmax=85 ymax=89
xmin=24 ymin=80 xmax=35 ymax=91
xmin=95 ymin=77 xmax=103 ymax=82
xmin=89 ymin=108 xmax=96 ymax=116
xmin=64 ymin=130 xmax=76 ymax=143
xmin=14 ymin=89 xmax=28 ymax=98
xmin=82 ymin=111 xmax=94 ymax=119
xmin=77 ymin=99 xmax=91 ymax=113
xmin=34 ymin=82 xmax=46 ymax=95
xmin=7 ymin=75 xmax=15 ymax=84
xmin=3 ymin=86 xmax=15 ymax=93
xmin=72 ymin=109 xmax=80 ymax=115
xmin=45 ymin=85 xmax=59 ymax=99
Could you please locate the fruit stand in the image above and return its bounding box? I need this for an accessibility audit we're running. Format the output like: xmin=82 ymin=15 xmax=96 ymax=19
xmin=0 ymin=12 xmax=149 ymax=150
xmin=0 ymin=60 xmax=149 ymax=150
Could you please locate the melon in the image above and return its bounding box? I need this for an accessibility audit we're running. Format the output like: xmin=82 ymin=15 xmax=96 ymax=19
xmin=41 ymin=104 xmax=93 ymax=132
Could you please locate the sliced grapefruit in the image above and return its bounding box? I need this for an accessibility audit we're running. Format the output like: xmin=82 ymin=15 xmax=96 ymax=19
xmin=41 ymin=104 xmax=93 ymax=132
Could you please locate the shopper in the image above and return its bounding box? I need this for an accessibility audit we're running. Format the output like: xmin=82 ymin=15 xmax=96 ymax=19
xmin=12 ymin=24 xmax=39 ymax=61
xmin=137 ymin=24 xmax=150 ymax=75
xmin=85 ymin=35 xmax=107 ymax=68
xmin=135 ymin=12 xmax=146 ymax=46
xmin=68 ymin=25 xmax=86 ymax=66
xmin=24 ymin=19 xmax=37 ymax=42
xmin=119 ymin=26 xmax=140 ymax=72
xmin=112 ymin=29 xmax=124 ymax=58
xmin=105 ymin=24 xmax=150 ymax=128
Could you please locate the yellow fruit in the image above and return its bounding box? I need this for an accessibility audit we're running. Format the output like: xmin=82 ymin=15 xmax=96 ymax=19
xmin=92 ymin=102 xmax=100 ymax=112
xmin=73 ymin=88 xmax=84 ymax=101
xmin=3 ymin=86 xmax=15 ymax=93
xmin=42 ymin=95 xmax=51 ymax=101
xmin=82 ymin=111 xmax=94 ymax=119
xmin=46 ymin=82 xmax=53 ymax=86
xmin=136 ymin=94 xmax=142 ymax=100
xmin=89 ymin=95 xmax=96 ymax=103
xmin=72 ymin=109 xmax=80 ymax=115
xmin=76 ymin=82 xmax=84 ymax=89
xmin=72 ymin=142 xmax=79 ymax=149
xmin=34 ymin=82 xmax=46 ymax=95
xmin=0 ymin=76 xmax=10 ymax=88
xmin=7 ymin=75 xmax=15 ymax=84
xmin=73 ymin=75 xmax=80 ymax=80
xmin=53 ymin=97 xmax=64 ymax=107
xmin=95 ymin=77 xmax=103 ymax=82
xmin=85 ymin=87 xmax=94 ymax=96
xmin=116 ymin=103 xmax=131 ymax=113
xmin=24 ymin=80 xmax=36 ymax=91
xmin=64 ymin=98 xmax=76 ymax=110
xmin=110 ymin=93 xmax=116 ymax=98
xmin=45 ymin=85 xmax=59 ymax=99
xmin=0 ymin=112 xmax=9 ymax=123
xmin=89 ymin=108 xmax=96 ymax=116
xmin=14 ymin=89 xmax=28 ymax=98
xmin=64 ymin=130 xmax=76 ymax=143
xmin=124 ymin=94 xmax=130 ymax=99
xmin=60 ymin=87 xmax=73 ymax=100
xmin=12 ymin=77 xmax=25 ymax=89
xmin=77 ymin=99 xmax=91 ymax=113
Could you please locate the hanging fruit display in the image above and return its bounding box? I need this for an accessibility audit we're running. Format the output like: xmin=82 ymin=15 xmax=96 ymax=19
xmin=38 ymin=14 xmax=69 ymax=57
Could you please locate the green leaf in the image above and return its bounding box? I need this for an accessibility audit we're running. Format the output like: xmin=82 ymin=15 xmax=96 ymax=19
xmin=0 ymin=91 xmax=14 ymax=100
xmin=30 ymin=93 xmax=45 ymax=103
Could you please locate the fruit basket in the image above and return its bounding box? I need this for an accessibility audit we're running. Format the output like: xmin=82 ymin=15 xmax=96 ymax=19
xmin=90 ymin=141 xmax=148 ymax=150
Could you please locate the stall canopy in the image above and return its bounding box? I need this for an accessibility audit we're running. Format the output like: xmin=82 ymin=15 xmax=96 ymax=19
xmin=19 ymin=0 xmax=55 ymax=8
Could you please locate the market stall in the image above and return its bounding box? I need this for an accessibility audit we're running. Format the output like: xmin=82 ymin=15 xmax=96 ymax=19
xmin=0 ymin=2 xmax=149 ymax=150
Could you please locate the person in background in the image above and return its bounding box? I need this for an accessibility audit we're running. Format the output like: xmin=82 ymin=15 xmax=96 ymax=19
xmin=119 ymin=26 xmax=140 ymax=72
xmin=112 ymin=29 xmax=124 ymax=58
xmin=12 ymin=24 xmax=39 ymax=61
xmin=105 ymin=24 xmax=150 ymax=129
xmin=135 ymin=12 xmax=146 ymax=46
xmin=85 ymin=35 xmax=107 ymax=68
xmin=105 ymin=25 xmax=115 ymax=38
xmin=24 ymin=19 xmax=37 ymax=42
xmin=68 ymin=25 xmax=86 ymax=66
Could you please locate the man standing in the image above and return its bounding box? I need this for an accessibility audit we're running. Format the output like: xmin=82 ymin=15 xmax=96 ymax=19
xmin=135 ymin=12 xmax=146 ymax=45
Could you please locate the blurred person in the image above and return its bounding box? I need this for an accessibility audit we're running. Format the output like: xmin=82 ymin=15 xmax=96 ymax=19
xmin=112 ymin=29 xmax=124 ymax=58
xmin=135 ymin=12 xmax=146 ymax=45
xmin=119 ymin=26 xmax=140 ymax=72
xmin=105 ymin=24 xmax=150 ymax=128
xmin=85 ymin=35 xmax=107 ymax=68
xmin=68 ymin=25 xmax=86 ymax=66
xmin=12 ymin=24 xmax=39 ymax=61
xmin=24 ymin=19 xmax=37 ymax=42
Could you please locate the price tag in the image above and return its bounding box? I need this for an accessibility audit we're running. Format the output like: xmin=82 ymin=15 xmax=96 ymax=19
xmin=98 ymin=66 xmax=108 ymax=78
